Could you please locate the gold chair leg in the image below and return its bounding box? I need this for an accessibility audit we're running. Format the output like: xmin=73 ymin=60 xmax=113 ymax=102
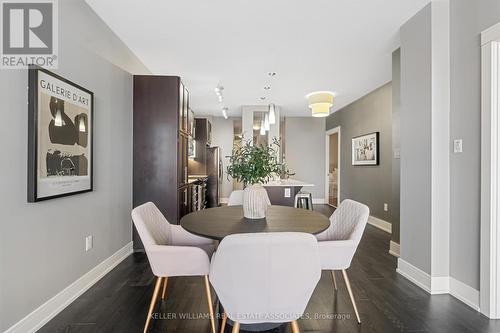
xmin=342 ymin=269 xmax=361 ymax=324
xmin=204 ymin=275 xmax=216 ymax=333
xmin=231 ymin=322 xmax=240 ymax=333
xmin=161 ymin=277 xmax=168 ymax=300
xmin=291 ymin=320 xmax=300 ymax=333
xmin=220 ymin=312 xmax=227 ymax=333
xmin=144 ymin=277 xmax=163 ymax=333
xmin=331 ymin=270 xmax=338 ymax=290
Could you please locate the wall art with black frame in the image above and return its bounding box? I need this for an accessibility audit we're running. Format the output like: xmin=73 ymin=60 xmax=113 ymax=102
xmin=28 ymin=66 xmax=94 ymax=202
xmin=352 ymin=132 xmax=379 ymax=166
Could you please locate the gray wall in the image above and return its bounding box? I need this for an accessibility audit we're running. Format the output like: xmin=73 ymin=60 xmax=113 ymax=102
xmin=0 ymin=0 xmax=148 ymax=331
xmin=399 ymin=4 xmax=433 ymax=275
xmin=326 ymin=83 xmax=393 ymax=222
xmin=392 ymin=49 xmax=401 ymax=243
xmin=285 ymin=117 xmax=326 ymax=200
xmin=450 ymin=0 xmax=500 ymax=290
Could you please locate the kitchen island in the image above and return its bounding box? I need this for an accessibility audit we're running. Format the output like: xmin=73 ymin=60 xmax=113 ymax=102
xmin=262 ymin=179 xmax=314 ymax=207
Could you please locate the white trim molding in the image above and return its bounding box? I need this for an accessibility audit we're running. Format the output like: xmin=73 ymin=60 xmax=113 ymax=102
xmin=312 ymin=198 xmax=326 ymax=205
xmin=5 ymin=242 xmax=133 ymax=333
xmin=397 ymin=259 xmax=480 ymax=311
xmin=368 ymin=216 xmax=392 ymax=234
xmin=397 ymin=258 xmax=433 ymax=293
xmin=450 ymin=278 xmax=480 ymax=311
xmin=397 ymin=258 xmax=448 ymax=295
xmin=389 ymin=241 xmax=400 ymax=257
xmin=481 ymin=23 xmax=500 ymax=319
xmin=325 ymin=127 xmax=341 ymax=206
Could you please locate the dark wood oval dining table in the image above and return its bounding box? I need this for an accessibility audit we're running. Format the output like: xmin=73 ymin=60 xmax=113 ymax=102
xmin=180 ymin=205 xmax=330 ymax=240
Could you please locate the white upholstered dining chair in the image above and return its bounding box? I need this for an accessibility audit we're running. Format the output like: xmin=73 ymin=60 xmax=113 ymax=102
xmin=315 ymin=199 xmax=369 ymax=323
xmin=210 ymin=232 xmax=321 ymax=333
xmin=227 ymin=190 xmax=244 ymax=206
xmin=132 ymin=202 xmax=217 ymax=333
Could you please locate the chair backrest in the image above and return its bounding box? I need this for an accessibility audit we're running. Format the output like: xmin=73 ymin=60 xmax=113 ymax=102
xmin=209 ymin=232 xmax=321 ymax=324
xmin=131 ymin=202 xmax=172 ymax=249
xmin=227 ymin=190 xmax=244 ymax=206
xmin=317 ymin=199 xmax=369 ymax=243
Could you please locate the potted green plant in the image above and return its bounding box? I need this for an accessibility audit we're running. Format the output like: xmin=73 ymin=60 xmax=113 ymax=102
xmin=226 ymin=139 xmax=292 ymax=219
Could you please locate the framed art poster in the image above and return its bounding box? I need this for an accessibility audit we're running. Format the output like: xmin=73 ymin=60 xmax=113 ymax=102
xmin=352 ymin=132 xmax=379 ymax=166
xmin=28 ymin=67 xmax=94 ymax=202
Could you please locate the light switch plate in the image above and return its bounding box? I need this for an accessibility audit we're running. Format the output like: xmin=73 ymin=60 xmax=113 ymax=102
xmin=384 ymin=203 xmax=388 ymax=212
xmin=284 ymin=188 xmax=291 ymax=198
xmin=454 ymin=139 xmax=463 ymax=153
xmin=393 ymin=149 xmax=400 ymax=159
xmin=85 ymin=235 xmax=93 ymax=252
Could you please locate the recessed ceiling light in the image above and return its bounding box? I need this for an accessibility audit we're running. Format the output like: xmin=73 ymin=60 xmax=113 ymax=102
xmin=260 ymin=96 xmax=266 ymax=100
xmin=268 ymin=72 xmax=276 ymax=77
xmin=264 ymin=86 xmax=271 ymax=90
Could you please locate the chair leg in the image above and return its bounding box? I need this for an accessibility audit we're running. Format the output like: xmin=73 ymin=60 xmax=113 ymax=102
xmin=291 ymin=320 xmax=300 ymax=333
xmin=331 ymin=270 xmax=338 ymax=291
xmin=342 ymin=269 xmax=361 ymax=324
xmin=161 ymin=277 xmax=168 ymax=300
xmin=231 ymin=322 xmax=240 ymax=333
xmin=220 ymin=312 xmax=227 ymax=333
xmin=204 ymin=275 xmax=216 ymax=333
xmin=144 ymin=277 xmax=163 ymax=333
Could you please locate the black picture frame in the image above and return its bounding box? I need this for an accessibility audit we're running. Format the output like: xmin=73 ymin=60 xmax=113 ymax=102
xmin=28 ymin=66 xmax=94 ymax=202
xmin=352 ymin=132 xmax=379 ymax=166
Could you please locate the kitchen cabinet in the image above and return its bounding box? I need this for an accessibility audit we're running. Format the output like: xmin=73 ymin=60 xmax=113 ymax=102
xmin=133 ymin=75 xmax=193 ymax=250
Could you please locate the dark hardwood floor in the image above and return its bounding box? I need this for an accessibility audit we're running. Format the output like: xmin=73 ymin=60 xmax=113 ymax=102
xmin=39 ymin=205 xmax=500 ymax=333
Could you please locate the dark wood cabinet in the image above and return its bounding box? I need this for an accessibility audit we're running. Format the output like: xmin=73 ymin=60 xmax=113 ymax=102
xmin=178 ymin=133 xmax=188 ymax=186
xmin=194 ymin=118 xmax=212 ymax=145
xmin=133 ymin=75 xmax=193 ymax=250
xmin=178 ymin=185 xmax=191 ymax=220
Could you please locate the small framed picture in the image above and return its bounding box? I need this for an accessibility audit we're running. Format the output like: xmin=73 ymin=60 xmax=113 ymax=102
xmin=28 ymin=66 xmax=94 ymax=202
xmin=352 ymin=132 xmax=379 ymax=166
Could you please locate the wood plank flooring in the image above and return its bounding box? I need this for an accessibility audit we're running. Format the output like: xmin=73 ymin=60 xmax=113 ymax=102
xmin=39 ymin=205 xmax=500 ymax=333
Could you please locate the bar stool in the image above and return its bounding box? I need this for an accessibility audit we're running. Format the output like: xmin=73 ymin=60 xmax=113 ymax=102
xmin=295 ymin=191 xmax=314 ymax=210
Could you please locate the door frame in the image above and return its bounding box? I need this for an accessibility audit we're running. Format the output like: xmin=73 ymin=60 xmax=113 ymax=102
xmin=325 ymin=127 xmax=341 ymax=207
xmin=481 ymin=21 xmax=500 ymax=318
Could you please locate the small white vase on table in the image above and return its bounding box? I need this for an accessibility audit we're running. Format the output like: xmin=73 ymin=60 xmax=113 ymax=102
xmin=243 ymin=184 xmax=271 ymax=219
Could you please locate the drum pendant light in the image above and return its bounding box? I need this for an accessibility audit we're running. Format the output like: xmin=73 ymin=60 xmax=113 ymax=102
xmin=306 ymin=91 xmax=335 ymax=117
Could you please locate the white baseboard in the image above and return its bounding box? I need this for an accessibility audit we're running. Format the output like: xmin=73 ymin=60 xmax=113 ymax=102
xmin=368 ymin=216 xmax=392 ymax=234
xmin=432 ymin=276 xmax=450 ymax=294
xmin=389 ymin=240 xmax=400 ymax=257
xmin=397 ymin=258 xmax=432 ymax=293
xmin=5 ymin=241 xmax=133 ymax=333
xmin=450 ymin=277 xmax=480 ymax=311
xmin=397 ymin=258 xmax=480 ymax=311
xmin=312 ymin=198 xmax=326 ymax=204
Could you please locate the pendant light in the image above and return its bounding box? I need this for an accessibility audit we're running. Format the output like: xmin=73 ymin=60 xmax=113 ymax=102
xmin=306 ymin=91 xmax=335 ymax=117
xmin=264 ymin=113 xmax=270 ymax=131
xmin=268 ymin=103 xmax=276 ymax=124
xmin=260 ymin=120 xmax=266 ymax=135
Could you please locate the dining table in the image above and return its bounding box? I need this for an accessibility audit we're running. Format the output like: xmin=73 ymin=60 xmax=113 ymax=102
xmin=180 ymin=205 xmax=330 ymax=241
xmin=180 ymin=204 xmax=330 ymax=332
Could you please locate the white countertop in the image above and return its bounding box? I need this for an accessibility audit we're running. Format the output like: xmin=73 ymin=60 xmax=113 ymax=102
xmin=262 ymin=179 xmax=314 ymax=187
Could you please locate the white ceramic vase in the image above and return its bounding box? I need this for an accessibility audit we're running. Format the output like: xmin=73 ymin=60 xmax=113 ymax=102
xmin=243 ymin=184 xmax=271 ymax=219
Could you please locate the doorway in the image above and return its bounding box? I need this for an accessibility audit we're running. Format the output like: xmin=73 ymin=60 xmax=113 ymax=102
xmin=325 ymin=127 xmax=341 ymax=207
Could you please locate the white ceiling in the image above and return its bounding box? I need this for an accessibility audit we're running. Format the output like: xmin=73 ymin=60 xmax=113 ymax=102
xmin=86 ymin=0 xmax=429 ymax=117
